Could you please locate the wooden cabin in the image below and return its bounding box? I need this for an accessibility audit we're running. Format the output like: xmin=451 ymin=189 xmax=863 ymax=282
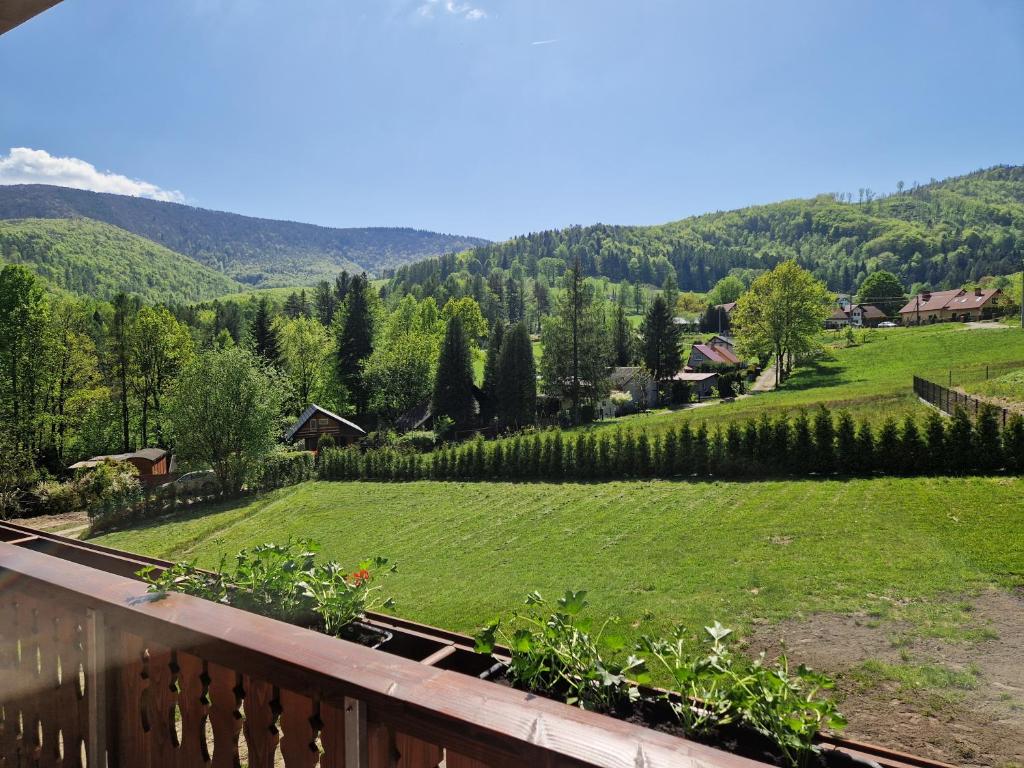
xmin=284 ymin=404 xmax=366 ymax=450
xmin=68 ymin=448 xmax=172 ymax=486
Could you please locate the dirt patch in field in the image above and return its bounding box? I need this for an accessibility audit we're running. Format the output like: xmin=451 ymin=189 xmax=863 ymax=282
xmin=744 ymin=590 xmax=1024 ymax=767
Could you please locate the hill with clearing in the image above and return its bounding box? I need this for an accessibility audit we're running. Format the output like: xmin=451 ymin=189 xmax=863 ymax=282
xmin=388 ymin=165 xmax=1024 ymax=297
xmin=0 ymin=184 xmax=489 ymax=287
xmin=0 ymin=217 xmax=242 ymax=303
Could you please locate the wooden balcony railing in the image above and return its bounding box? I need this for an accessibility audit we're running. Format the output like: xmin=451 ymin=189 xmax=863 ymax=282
xmin=1 ymin=532 xmax=766 ymax=768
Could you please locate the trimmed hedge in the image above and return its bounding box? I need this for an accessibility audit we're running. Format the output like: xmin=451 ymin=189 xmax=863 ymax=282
xmin=254 ymin=451 xmax=316 ymax=491
xmin=317 ymin=406 xmax=1024 ymax=483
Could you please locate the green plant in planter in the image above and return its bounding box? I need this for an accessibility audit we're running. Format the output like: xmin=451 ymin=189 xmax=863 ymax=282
xmin=639 ymin=622 xmax=846 ymax=767
xmin=474 ymin=590 xmax=649 ymax=712
xmin=140 ymin=539 xmax=396 ymax=638
xmin=299 ymin=557 xmax=396 ymax=635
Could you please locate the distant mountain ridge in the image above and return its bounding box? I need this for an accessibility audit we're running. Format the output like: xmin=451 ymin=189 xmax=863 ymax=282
xmin=0 ymin=184 xmax=489 ymax=287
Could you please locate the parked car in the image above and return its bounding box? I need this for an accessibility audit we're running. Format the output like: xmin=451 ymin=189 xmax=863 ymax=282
xmin=162 ymin=470 xmax=218 ymax=496
xmin=878 ymin=321 xmax=898 ymax=327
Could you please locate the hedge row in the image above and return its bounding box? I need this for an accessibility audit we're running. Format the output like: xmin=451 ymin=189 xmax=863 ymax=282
xmin=318 ymin=405 xmax=1024 ymax=483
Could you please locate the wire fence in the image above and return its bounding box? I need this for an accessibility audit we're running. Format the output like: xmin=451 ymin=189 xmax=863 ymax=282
xmin=913 ymin=375 xmax=1015 ymax=428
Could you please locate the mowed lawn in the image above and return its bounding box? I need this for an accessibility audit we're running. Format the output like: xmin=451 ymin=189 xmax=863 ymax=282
xmin=587 ymin=322 xmax=1024 ymax=435
xmin=94 ymin=477 xmax=1024 ymax=642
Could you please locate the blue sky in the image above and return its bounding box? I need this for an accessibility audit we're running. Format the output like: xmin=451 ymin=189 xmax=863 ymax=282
xmin=1 ymin=0 xmax=1022 ymax=240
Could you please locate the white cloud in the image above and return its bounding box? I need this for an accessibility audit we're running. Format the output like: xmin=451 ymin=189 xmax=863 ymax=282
xmin=417 ymin=0 xmax=486 ymax=21
xmin=0 ymin=147 xmax=185 ymax=203
xmin=531 ymin=38 xmax=559 ymax=46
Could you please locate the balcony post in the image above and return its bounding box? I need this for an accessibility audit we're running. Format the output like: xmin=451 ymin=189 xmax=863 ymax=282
xmin=85 ymin=608 xmax=108 ymax=768
xmin=344 ymin=696 xmax=368 ymax=768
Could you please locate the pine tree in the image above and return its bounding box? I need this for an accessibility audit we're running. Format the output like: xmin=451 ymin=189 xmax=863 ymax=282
xmin=505 ymin=277 xmax=525 ymax=324
xmin=974 ymin=405 xmax=1003 ymax=473
xmin=432 ymin=316 xmax=476 ymax=430
xmin=677 ymin=423 xmax=693 ymax=476
xmin=725 ymin=422 xmax=743 ymax=476
xmin=876 ymin=417 xmax=900 ymax=474
xmin=620 ymin=431 xmax=637 ymax=477
xmin=640 ymin=295 xmax=682 ymax=383
xmin=612 ymin=295 xmax=633 ymax=367
xmin=496 ymin=322 xmax=537 ymax=430
xmin=790 ymin=411 xmax=813 ymax=475
xmin=637 ymin=432 xmax=652 ymax=477
xmin=335 ymin=274 xmax=374 ymax=414
xmin=548 ymin=430 xmax=564 ymax=478
xmin=1003 ymin=414 xmax=1024 ymax=473
xmin=854 ymin=420 xmax=875 ymax=475
xmin=252 ymin=296 xmax=281 ymax=366
xmin=314 ymin=280 xmax=337 ymax=327
xmin=693 ymin=423 xmax=710 ymax=475
xmin=661 ymin=428 xmax=678 ymax=476
xmin=899 ymin=416 xmax=925 ymax=475
xmin=771 ymin=418 xmax=790 ymax=475
xmin=812 ymin=406 xmax=835 ymax=475
xmin=948 ymin=407 xmax=974 ymax=475
xmin=481 ymin=321 xmax=504 ymax=421
xmin=923 ymin=409 xmax=947 ymax=474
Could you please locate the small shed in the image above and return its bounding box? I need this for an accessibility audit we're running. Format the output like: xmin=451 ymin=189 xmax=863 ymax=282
xmin=284 ymin=404 xmax=366 ymax=450
xmin=68 ymin=448 xmax=172 ymax=486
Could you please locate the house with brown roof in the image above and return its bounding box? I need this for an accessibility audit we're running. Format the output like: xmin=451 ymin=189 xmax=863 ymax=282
xmin=898 ymin=288 xmax=1002 ymax=325
xmin=671 ymin=371 xmax=719 ymax=398
xmin=824 ymin=303 xmax=888 ymax=329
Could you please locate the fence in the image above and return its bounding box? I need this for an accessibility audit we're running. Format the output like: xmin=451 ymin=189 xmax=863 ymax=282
xmin=913 ymin=375 xmax=1014 ymax=428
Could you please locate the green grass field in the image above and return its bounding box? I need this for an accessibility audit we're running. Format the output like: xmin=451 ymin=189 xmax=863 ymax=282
xmin=586 ymin=322 xmax=1024 ymax=436
xmin=94 ymin=477 xmax=1023 ymax=643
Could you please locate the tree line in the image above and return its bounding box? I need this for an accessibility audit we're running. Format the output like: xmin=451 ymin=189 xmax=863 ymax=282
xmin=384 ymin=165 xmax=1024 ymax=314
xmin=318 ymin=405 xmax=1024 ymax=483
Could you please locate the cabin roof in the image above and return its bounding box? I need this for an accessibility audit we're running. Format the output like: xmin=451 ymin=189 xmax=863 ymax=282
xmin=284 ymin=404 xmax=366 ymax=442
xmin=68 ymin=447 xmax=168 ymax=470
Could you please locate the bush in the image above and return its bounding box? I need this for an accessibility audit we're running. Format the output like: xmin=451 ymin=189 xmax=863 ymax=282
xmin=394 ymin=430 xmax=437 ymax=452
xmin=82 ymin=461 xmax=143 ymax=520
xmin=255 ymin=451 xmax=315 ymax=491
xmin=32 ymin=479 xmax=83 ymax=515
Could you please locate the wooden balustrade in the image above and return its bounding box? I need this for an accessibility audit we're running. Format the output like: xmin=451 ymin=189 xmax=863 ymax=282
xmin=0 ymin=540 xmax=765 ymax=768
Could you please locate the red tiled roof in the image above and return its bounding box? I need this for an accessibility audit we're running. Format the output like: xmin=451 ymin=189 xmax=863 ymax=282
xmin=898 ymin=289 xmax=1001 ymax=315
xmin=691 ymin=343 xmax=740 ymax=365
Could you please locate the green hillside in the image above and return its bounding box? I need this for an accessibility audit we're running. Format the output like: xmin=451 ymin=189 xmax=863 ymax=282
xmin=388 ymin=165 xmax=1024 ymax=298
xmin=0 ymin=184 xmax=489 ymax=287
xmin=0 ymin=218 xmax=243 ymax=303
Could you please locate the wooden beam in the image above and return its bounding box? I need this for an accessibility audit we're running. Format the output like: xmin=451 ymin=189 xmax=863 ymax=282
xmin=0 ymin=0 xmax=62 ymax=35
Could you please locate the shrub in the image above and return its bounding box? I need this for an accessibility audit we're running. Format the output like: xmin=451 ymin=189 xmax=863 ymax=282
xmin=255 ymin=451 xmax=315 ymax=491
xmin=82 ymin=461 xmax=143 ymax=520
xmin=394 ymin=430 xmax=437 ymax=452
xmin=32 ymin=479 xmax=83 ymax=515
xmin=317 ymin=433 xmax=336 ymax=452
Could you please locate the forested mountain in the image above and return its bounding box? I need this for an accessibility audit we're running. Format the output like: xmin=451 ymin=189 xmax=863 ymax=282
xmin=387 ymin=165 xmax=1024 ymax=299
xmin=0 ymin=218 xmax=242 ymax=303
xmin=0 ymin=184 xmax=488 ymax=287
